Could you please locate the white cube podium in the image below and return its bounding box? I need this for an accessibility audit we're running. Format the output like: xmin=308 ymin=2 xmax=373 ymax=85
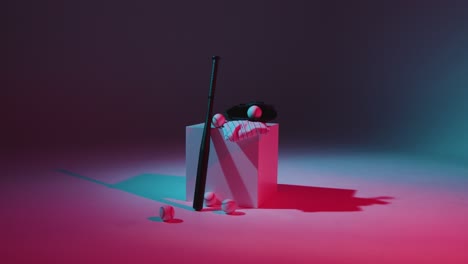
xmin=186 ymin=123 xmax=279 ymax=208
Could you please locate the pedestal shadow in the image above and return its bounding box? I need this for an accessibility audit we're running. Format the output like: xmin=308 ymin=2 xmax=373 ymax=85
xmin=58 ymin=169 xmax=392 ymax=213
xmin=262 ymin=184 xmax=393 ymax=212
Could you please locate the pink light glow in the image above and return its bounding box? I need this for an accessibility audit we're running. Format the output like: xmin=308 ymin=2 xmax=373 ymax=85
xmin=2 ymin=147 xmax=467 ymax=264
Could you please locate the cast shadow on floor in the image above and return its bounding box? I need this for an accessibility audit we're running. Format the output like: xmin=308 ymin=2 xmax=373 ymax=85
xmin=261 ymin=184 xmax=393 ymax=212
xmin=57 ymin=170 xmax=393 ymax=213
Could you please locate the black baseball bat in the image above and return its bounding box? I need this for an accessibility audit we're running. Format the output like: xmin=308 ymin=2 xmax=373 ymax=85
xmin=193 ymin=55 xmax=220 ymax=211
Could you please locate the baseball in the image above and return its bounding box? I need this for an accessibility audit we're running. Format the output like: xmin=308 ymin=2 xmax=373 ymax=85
xmin=221 ymin=199 xmax=237 ymax=214
xmin=204 ymin=192 xmax=218 ymax=207
xmin=212 ymin=113 xmax=227 ymax=128
xmin=159 ymin=205 xmax=175 ymax=222
xmin=247 ymin=105 xmax=262 ymax=119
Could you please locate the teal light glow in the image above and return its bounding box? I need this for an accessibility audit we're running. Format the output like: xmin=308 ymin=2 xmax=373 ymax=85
xmin=409 ymin=56 xmax=468 ymax=163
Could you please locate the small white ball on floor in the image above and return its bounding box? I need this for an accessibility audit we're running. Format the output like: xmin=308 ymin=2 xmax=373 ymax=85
xmin=221 ymin=199 xmax=237 ymax=214
xmin=247 ymin=105 xmax=262 ymax=119
xmin=159 ymin=205 xmax=175 ymax=222
xmin=204 ymin=191 xmax=218 ymax=207
xmin=212 ymin=113 xmax=227 ymax=128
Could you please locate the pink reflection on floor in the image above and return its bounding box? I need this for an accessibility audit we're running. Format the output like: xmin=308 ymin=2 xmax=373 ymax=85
xmin=1 ymin=145 xmax=468 ymax=264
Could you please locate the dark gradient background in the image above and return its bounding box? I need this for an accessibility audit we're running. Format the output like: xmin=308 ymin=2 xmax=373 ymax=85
xmin=4 ymin=0 xmax=468 ymax=162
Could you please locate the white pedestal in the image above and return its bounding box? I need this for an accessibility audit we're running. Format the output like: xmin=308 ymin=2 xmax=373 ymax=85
xmin=185 ymin=123 xmax=279 ymax=208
